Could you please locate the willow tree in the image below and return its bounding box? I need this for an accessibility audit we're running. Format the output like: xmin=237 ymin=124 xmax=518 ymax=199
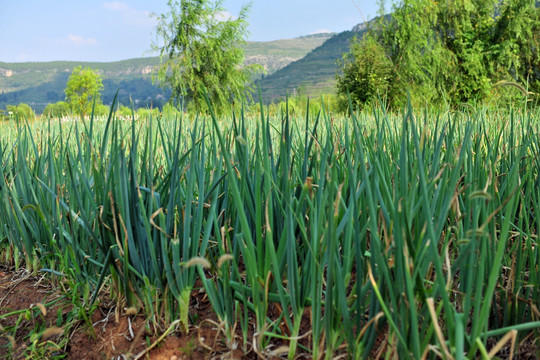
xmin=152 ymin=0 xmax=259 ymax=114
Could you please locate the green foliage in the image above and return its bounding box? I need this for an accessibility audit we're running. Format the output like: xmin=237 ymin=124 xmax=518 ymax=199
xmin=153 ymin=0 xmax=260 ymax=114
xmin=136 ymin=107 xmax=160 ymax=119
xmin=263 ymin=93 xmax=341 ymax=116
xmin=94 ymin=104 xmax=110 ymax=117
xmin=340 ymin=0 xmax=540 ymax=108
xmin=64 ymin=66 xmax=104 ymax=117
xmin=43 ymin=101 xmax=70 ymax=118
xmin=336 ymin=34 xmax=394 ymax=110
xmin=6 ymin=102 xmax=35 ymax=120
xmin=162 ymin=103 xmax=182 ymax=117
xmin=117 ymin=105 xmax=133 ymax=118
xmin=1 ymin=103 xmax=540 ymax=358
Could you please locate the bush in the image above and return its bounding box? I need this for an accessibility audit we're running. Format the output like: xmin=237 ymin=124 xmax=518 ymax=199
xmin=162 ymin=103 xmax=182 ymax=118
xmin=137 ymin=107 xmax=160 ymax=119
xmin=336 ymin=34 xmax=394 ymax=111
xmin=262 ymin=93 xmax=342 ymax=118
xmin=6 ymin=103 xmax=35 ymax=120
xmin=116 ymin=105 xmax=134 ymax=118
xmin=94 ymin=104 xmax=110 ymax=117
xmin=43 ymin=101 xmax=70 ymax=118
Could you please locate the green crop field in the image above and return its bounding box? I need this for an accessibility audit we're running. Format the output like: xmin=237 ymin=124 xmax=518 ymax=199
xmin=0 ymin=101 xmax=539 ymax=358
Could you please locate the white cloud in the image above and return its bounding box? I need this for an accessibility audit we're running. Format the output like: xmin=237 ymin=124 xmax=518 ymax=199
xmin=103 ymin=1 xmax=154 ymax=27
xmin=67 ymin=34 xmax=98 ymax=46
xmin=103 ymin=1 xmax=129 ymax=11
xmin=310 ymin=29 xmax=333 ymax=35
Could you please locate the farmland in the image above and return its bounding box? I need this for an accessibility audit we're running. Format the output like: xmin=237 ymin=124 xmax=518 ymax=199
xmin=0 ymin=101 xmax=539 ymax=358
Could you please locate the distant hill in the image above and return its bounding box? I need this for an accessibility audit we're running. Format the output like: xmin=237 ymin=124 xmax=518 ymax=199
xmin=244 ymin=33 xmax=335 ymax=75
xmin=256 ymin=24 xmax=371 ymax=102
xmin=0 ymin=57 xmax=167 ymax=113
xmin=0 ymin=33 xmax=333 ymax=114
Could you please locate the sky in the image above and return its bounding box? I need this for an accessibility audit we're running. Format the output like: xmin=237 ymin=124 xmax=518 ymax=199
xmin=0 ymin=1 xmax=381 ymax=63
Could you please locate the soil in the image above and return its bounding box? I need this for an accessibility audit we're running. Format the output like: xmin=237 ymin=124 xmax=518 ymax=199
xmin=1 ymin=263 xmax=538 ymax=359
xmin=0 ymin=264 xmax=246 ymax=360
xmin=0 ymin=265 xmax=407 ymax=360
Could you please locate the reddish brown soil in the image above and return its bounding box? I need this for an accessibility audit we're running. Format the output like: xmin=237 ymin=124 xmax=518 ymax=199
xmin=2 ymin=264 xmax=538 ymax=359
xmin=0 ymin=265 xmax=244 ymax=360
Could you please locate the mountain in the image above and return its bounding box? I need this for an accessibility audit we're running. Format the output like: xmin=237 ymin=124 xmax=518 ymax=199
xmin=0 ymin=58 xmax=167 ymax=113
xmin=256 ymin=25 xmax=370 ymax=102
xmin=0 ymin=34 xmax=333 ymax=114
xmin=244 ymin=33 xmax=335 ymax=75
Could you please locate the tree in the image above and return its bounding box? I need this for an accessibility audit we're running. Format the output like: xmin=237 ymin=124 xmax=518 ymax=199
xmin=65 ymin=66 xmax=104 ymax=118
xmin=43 ymin=101 xmax=70 ymax=118
xmin=152 ymin=0 xmax=260 ymax=114
xmin=339 ymin=0 xmax=540 ymax=108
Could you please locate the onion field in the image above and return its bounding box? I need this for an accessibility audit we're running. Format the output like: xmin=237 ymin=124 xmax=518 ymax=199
xmin=1 ymin=102 xmax=539 ymax=359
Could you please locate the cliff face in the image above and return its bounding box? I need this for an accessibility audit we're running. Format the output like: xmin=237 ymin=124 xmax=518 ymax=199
xmin=0 ymin=69 xmax=14 ymax=77
xmin=244 ymin=55 xmax=301 ymax=74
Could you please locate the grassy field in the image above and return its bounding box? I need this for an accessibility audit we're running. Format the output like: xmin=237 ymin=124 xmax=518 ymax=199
xmin=0 ymin=102 xmax=539 ymax=358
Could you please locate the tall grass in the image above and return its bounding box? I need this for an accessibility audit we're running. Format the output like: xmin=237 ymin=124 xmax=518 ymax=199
xmin=0 ymin=102 xmax=539 ymax=358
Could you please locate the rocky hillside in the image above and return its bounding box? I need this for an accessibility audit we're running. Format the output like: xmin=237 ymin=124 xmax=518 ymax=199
xmin=0 ymin=33 xmax=333 ymax=113
xmin=256 ymin=21 xmax=373 ymax=102
xmin=0 ymin=58 xmax=166 ymax=113
xmin=244 ymin=33 xmax=335 ymax=74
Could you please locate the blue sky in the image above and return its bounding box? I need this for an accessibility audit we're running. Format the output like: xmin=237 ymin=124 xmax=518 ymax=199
xmin=0 ymin=1 xmax=381 ymax=63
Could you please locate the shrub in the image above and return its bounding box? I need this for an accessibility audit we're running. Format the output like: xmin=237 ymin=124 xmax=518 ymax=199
xmin=6 ymin=103 xmax=35 ymax=120
xmin=336 ymin=34 xmax=394 ymax=111
xmin=43 ymin=101 xmax=70 ymax=118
